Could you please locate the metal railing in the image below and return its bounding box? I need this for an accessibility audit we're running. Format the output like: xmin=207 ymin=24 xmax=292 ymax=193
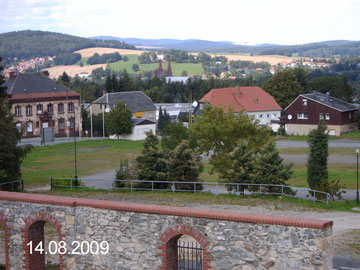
xmin=178 ymin=241 xmax=203 ymax=270
xmin=0 ymin=178 xmax=24 ymax=191
xmin=50 ymin=177 xmax=331 ymax=205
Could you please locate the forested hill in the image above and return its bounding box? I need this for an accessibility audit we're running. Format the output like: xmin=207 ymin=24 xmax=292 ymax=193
xmin=0 ymin=30 xmax=136 ymax=62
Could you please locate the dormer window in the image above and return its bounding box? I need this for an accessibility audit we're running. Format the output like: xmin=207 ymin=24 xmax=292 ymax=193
xmin=302 ymin=99 xmax=307 ymax=106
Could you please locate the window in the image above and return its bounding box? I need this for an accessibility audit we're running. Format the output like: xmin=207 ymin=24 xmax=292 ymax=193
xmin=259 ymin=114 xmax=263 ymax=118
xmin=58 ymin=103 xmax=64 ymax=114
xmin=319 ymin=113 xmax=324 ymax=120
xmin=68 ymin=103 xmax=74 ymax=112
xmin=302 ymin=99 xmax=307 ymax=106
xmin=349 ymin=112 xmax=352 ymax=119
xmin=69 ymin=118 xmax=75 ymax=128
xmin=297 ymin=112 xmax=308 ymax=119
xmin=36 ymin=121 xmax=39 ymax=128
xmin=37 ymin=104 xmax=43 ymax=114
xmin=58 ymin=119 xmax=65 ymax=130
xmin=148 ymin=112 xmax=153 ymax=118
xmin=200 ymin=104 xmax=204 ymax=110
xmin=15 ymin=105 xmax=21 ymax=116
xmin=26 ymin=105 xmax=32 ymax=116
xmin=16 ymin=123 xmax=22 ymax=131
xmin=325 ymin=113 xmax=330 ymax=120
xmin=267 ymin=114 xmax=270 ymax=118
xmin=47 ymin=104 xmax=53 ymax=113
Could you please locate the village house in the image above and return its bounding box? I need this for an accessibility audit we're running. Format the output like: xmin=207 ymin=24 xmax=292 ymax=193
xmin=87 ymin=91 xmax=156 ymax=122
xmin=88 ymin=91 xmax=157 ymax=140
xmin=4 ymin=72 xmax=81 ymax=137
xmin=285 ymin=91 xmax=359 ymax=136
xmin=194 ymin=86 xmax=282 ymax=128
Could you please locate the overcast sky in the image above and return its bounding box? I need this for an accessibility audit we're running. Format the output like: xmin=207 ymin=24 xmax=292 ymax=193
xmin=0 ymin=0 xmax=359 ymax=45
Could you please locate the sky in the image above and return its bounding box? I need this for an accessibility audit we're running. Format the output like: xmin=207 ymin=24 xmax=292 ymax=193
xmin=0 ymin=0 xmax=359 ymax=45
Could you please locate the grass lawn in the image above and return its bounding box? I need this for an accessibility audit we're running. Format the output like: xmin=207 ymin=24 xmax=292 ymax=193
xmin=22 ymin=139 xmax=143 ymax=188
xmin=288 ymin=163 xmax=357 ymax=189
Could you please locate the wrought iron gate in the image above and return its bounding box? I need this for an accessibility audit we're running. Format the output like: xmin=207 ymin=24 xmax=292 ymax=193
xmin=177 ymin=241 xmax=203 ymax=270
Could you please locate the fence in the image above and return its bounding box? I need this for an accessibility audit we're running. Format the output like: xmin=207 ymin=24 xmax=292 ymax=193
xmin=50 ymin=178 xmax=331 ymax=205
xmin=0 ymin=178 xmax=24 ymax=191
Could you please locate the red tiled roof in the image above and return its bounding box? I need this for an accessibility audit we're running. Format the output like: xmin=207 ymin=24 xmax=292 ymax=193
xmin=199 ymin=86 xmax=281 ymax=113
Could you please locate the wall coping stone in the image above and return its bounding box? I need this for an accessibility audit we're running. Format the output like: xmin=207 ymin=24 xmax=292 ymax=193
xmin=0 ymin=191 xmax=333 ymax=229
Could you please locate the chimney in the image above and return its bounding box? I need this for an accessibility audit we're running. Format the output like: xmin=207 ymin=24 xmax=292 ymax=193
xmin=236 ymin=86 xmax=241 ymax=97
xmin=325 ymin=92 xmax=330 ymax=102
xmin=42 ymin=70 xmax=50 ymax=77
xmin=9 ymin=72 xmax=15 ymax=80
xmin=102 ymin=89 xmax=107 ymax=96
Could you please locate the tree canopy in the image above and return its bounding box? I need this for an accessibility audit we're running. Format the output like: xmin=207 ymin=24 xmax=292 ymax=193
xmin=105 ymin=101 xmax=132 ymax=137
xmin=190 ymin=104 xmax=270 ymax=177
xmin=262 ymin=69 xmax=304 ymax=108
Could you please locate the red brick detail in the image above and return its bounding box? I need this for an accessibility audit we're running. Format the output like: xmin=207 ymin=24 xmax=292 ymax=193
xmin=159 ymin=225 xmax=211 ymax=270
xmin=0 ymin=191 xmax=333 ymax=229
xmin=0 ymin=212 xmax=11 ymax=270
xmin=22 ymin=212 xmax=66 ymax=270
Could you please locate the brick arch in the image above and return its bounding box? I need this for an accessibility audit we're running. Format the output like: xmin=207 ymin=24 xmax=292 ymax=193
xmin=0 ymin=211 xmax=11 ymax=270
xmin=158 ymin=224 xmax=211 ymax=270
xmin=21 ymin=212 xmax=66 ymax=270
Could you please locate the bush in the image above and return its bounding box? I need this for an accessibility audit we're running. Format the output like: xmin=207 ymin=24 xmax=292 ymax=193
xmin=277 ymin=126 xmax=286 ymax=136
xmin=314 ymin=178 xmax=346 ymax=201
xmin=114 ymin=159 xmax=137 ymax=189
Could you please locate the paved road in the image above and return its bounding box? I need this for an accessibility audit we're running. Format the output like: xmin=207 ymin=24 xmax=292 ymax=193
xmin=19 ymin=136 xmax=108 ymax=146
xmin=276 ymin=140 xmax=360 ymax=148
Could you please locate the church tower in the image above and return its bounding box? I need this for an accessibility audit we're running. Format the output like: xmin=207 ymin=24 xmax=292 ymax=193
xmin=166 ymin=61 xmax=173 ymax=77
xmin=158 ymin=60 xmax=164 ymax=77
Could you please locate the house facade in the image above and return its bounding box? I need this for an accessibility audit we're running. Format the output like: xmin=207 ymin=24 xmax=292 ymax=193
xmin=5 ymin=72 xmax=81 ymax=137
xmin=194 ymin=86 xmax=282 ymax=127
xmin=87 ymin=91 xmax=156 ymax=122
xmin=285 ymin=91 xmax=359 ymax=136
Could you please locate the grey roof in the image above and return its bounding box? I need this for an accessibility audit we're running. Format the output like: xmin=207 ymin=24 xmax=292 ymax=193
xmin=301 ymin=92 xmax=359 ymax=112
xmin=4 ymin=72 xmax=75 ymax=95
xmin=131 ymin=118 xmax=156 ymax=126
xmin=92 ymin=91 xmax=155 ymax=112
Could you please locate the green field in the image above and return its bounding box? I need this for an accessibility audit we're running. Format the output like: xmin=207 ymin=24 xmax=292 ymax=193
xmin=22 ymin=139 xmax=143 ymax=188
xmin=75 ymin=54 xmax=204 ymax=76
xmin=21 ymin=139 xmax=359 ymax=190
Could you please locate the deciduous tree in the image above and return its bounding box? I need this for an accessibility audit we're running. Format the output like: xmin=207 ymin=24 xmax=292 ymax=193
xmin=263 ymin=69 xmax=304 ymax=108
xmin=190 ymin=104 xmax=270 ymax=177
xmin=105 ymin=101 xmax=132 ymax=137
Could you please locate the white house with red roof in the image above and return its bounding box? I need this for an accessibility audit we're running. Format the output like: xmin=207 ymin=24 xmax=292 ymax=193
xmin=194 ymin=86 xmax=282 ymax=127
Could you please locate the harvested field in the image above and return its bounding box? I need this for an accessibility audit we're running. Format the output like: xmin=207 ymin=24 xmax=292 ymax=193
xmin=212 ymin=54 xmax=299 ymax=65
xmin=43 ymin=64 xmax=106 ymax=79
xmin=74 ymin=47 xmax=146 ymax=57
xmin=189 ymin=53 xmax=299 ymax=65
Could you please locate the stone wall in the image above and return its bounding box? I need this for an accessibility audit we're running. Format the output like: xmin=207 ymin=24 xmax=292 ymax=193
xmin=0 ymin=191 xmax=333 ymax=270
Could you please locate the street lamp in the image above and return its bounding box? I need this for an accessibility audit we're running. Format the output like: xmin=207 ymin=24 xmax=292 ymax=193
xmin=102 ymin=106 xmax=110 ymax=138
xmin=356 ymin=149 xmax=359 ymax=205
